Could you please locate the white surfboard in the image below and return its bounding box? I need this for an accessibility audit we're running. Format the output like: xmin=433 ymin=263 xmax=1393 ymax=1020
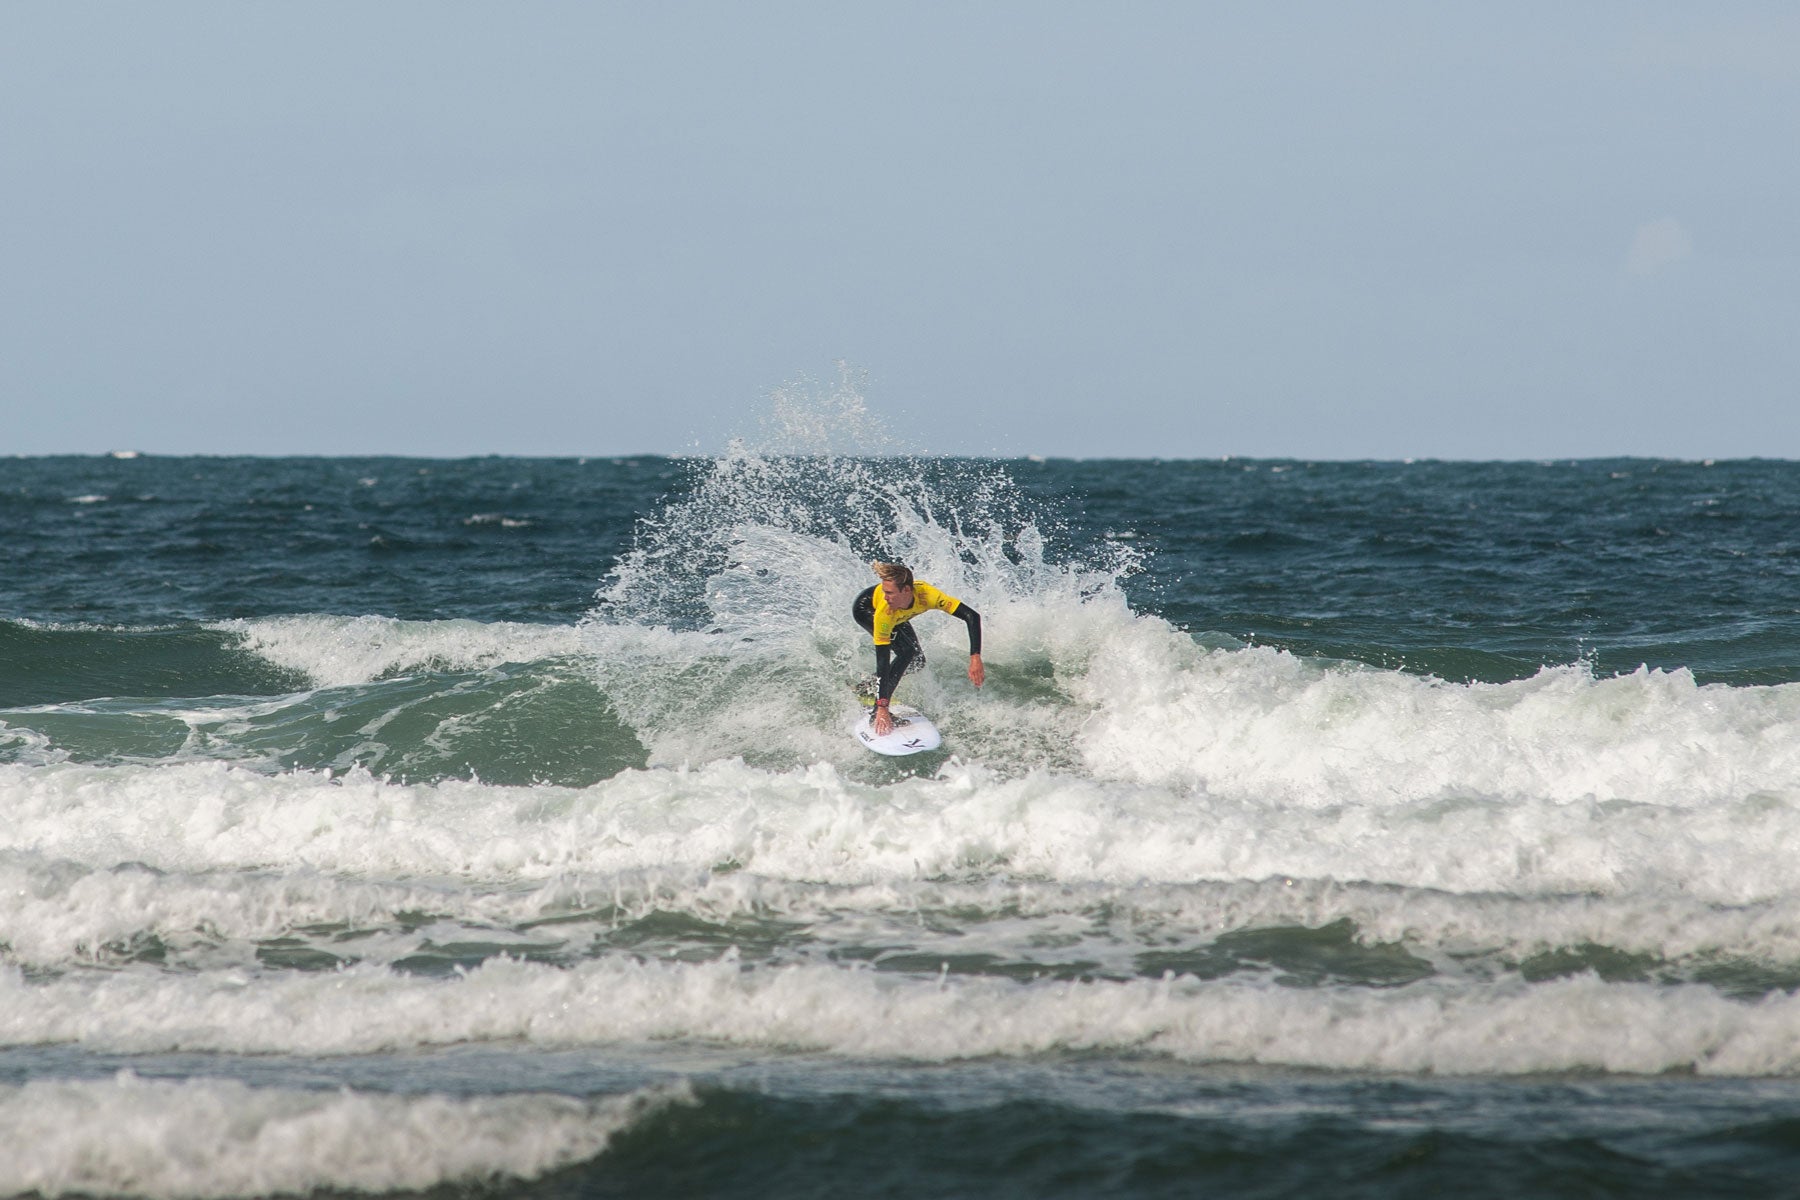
xmin=851 ymin=704 xmax=942 ymax=756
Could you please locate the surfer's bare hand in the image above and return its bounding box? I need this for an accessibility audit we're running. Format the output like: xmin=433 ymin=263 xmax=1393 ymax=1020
xmin=968 ymin=653 xmax=985 ymax=688
xmin=873 ymin=706 xmax=895 ymax=735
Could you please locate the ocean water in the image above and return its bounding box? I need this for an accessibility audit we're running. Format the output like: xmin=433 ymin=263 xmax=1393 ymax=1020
xmin=5 ymin=426 xmax=1800 ymax=1196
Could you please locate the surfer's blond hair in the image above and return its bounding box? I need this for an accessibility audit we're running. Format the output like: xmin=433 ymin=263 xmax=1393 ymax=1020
xmin=872 ymin=561 xmax=913 ymax=587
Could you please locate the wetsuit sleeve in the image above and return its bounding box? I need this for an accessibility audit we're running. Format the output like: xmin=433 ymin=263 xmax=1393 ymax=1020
xmin=952 ymin=604 xmax=982 ymax=654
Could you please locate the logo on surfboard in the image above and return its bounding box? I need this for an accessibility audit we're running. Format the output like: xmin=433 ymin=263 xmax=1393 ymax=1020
xmin=852 ymin=705 xmax=942 ymax=756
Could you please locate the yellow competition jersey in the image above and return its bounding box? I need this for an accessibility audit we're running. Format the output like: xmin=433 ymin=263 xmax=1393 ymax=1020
xmin=871 ymin=581 xmax=962 ymax=645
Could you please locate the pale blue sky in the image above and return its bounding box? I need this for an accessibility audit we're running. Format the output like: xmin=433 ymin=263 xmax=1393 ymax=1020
xmin=3 ymin=3 xmax=1797 ymax=458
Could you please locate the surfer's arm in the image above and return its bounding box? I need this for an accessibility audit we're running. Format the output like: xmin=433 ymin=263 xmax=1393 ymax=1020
xmin=950 ymin=604 xmax=984 ymax=687
xmin=874 ymin=642 xmax=896 ymax=701
xmin=873 ymin=641 xmax=920 ymax=709
xmin=950 ymin=604 xmax=981 ymax=654
xmin=871 ymin=642 xmax=898 ymax=734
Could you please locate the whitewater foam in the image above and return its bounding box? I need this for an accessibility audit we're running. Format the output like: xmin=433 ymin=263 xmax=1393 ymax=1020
xmin=5 ymin=956 xmax=1799 ymax=1076
xmin=1076 ymin=631 xmax=1800 ymax=805
xmin=9 ymin=838 xmax=1800 ymax=994
xmin=215 ymin=615 xmax=589 ymax=689
xmin=5 ymin=725 xmax=1800 ymax=902
xmin=0 ymin=1072 xmax=689 ymax=1198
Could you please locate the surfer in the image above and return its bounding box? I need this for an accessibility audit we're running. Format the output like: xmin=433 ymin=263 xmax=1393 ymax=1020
xmin=853 ymin=561 xmax=983 ymax=736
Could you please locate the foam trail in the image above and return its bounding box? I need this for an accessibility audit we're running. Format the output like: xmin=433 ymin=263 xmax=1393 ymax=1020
xmin=0 ymin=1072 xmax=689 ymax=1198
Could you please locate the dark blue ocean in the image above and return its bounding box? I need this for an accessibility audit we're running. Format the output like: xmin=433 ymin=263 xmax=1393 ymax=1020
xmin=5 ymin=437 xmax=1800 ymax=1197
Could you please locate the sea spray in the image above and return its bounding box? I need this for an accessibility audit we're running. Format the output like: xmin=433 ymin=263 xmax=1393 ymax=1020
xmin=581 ymin=374 xmax=1135 ymax=767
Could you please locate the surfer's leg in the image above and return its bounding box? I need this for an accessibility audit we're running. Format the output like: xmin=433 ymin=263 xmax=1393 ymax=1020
xmin=881 ymin=623 xmax=922 ymax=696
xmin=894 ymin=621 xmax=925 ymax=673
